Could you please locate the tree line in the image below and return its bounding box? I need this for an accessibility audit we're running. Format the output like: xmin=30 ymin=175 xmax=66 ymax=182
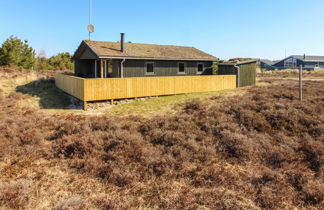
xmin=0 ymin=36 xmax=73 ymax=70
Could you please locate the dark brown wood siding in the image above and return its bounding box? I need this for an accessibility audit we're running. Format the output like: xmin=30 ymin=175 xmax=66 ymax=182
xmin=75 ymin=59 xmax=94 ymax=78
xmin=75 ymin=59 xmax=213 ymax=78
xmin=122 ymin=60 xmax=213 ymax=77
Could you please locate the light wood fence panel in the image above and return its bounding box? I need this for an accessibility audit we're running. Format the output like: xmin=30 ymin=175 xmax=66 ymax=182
xmin=55 ymin=74 xmax=236 ymax=102
xmin=55 ymin=74 xmax=85 ymax=100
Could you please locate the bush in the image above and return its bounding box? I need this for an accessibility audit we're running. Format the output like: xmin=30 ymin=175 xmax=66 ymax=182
xmin=0 ymin=36 xmax=73 ymax=70
xmin=0 ymin=36 xmax=35 ymax=69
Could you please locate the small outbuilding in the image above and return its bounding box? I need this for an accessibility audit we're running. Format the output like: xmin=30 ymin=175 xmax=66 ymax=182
xmin=73 ymin=33 xmax=217 ymax=78
xmin=218 ymin=60 xmax=258 ymax=87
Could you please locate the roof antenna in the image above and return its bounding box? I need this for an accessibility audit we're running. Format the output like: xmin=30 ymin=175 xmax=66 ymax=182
xmin=87 ymin=0 xmax=94 ymax=40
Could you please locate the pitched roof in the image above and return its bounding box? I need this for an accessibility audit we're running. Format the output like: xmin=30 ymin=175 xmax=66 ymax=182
xmin=218 ymin=59 xmax=258 ymax=66
xmin=272 ymin=55 xmax=324 ymax=66
xmin=291 ymin=55 xmax=324 ymax=62
xmin=81 ymin=40 xmax=217 ymax=61
xmin=260 ymin=59 xmax=274 ymax=65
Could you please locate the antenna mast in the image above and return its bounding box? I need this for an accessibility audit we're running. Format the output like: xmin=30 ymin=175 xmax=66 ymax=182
xmin=87 ymin=0 xmax=94 ymax=40
xmin=89 ymin=0 xmax=91 ymax=25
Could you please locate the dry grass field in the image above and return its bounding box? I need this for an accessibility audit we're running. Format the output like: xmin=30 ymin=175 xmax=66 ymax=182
xmin=258 ymin=69 xmax=324 ymax=80
xmin=0 ymin=68 xmax=323 ymax=209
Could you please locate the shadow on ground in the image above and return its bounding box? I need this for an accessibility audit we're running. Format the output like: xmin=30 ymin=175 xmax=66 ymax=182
xmin=16 ymin=78 xmax=79 ymax=109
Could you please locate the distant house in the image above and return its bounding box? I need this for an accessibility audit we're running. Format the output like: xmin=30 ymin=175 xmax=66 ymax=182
xmin=272 ymin=55 xmax=324 ymax=70
xmin=72 ymin=33 xmax=217 ymax=78
xmin=260 ymin=59 xmax=275 ymax=70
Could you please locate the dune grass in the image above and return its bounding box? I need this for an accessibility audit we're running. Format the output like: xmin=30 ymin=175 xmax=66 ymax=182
xmin=16 ymin=78 xmax=71 ymax=109
xmin=104 ymin=89 xmax=242 ymax=116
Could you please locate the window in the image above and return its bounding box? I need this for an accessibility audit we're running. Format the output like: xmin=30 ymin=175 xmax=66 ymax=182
xmin=178 ymin=62 xmax=185 ymax=74
xmin=108 ymin=60 xmax=113 ymax=73
xmin=197 ymin=63 xmax=204 ymax=73
xmin=95 ymin=60 xmax=101 ymax=78
xmin=145 ymin=62 xmax=155 ymax=74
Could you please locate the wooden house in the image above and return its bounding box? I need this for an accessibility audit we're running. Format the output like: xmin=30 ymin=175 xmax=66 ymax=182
xmin=56 ymin=34 xmax=239 ymax=110
xmin=260 ymin=59 xmax=275 ymax=70
xmin=73 ymin=33 xmax=217 ymax=78
xmin=272 ymin=55 xmax=324 ymax=70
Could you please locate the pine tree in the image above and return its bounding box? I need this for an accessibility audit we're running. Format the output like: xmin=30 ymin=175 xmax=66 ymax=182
xmin=0 ymin=36 xmax=35 ymax=69
xmin=48 ymin=52 xmax=73 ymax=70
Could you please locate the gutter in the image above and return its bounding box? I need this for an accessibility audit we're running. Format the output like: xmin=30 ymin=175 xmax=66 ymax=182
xmin=121 ymin=58 xmax=126 ymax=78
xmin=98 ymin=55 xmax=217 ymax=62
xmin=234 ymin=64 xmax=240 ymax=88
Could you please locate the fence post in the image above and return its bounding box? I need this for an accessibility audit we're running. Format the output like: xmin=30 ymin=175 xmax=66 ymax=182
xmin=83 ymin=101 xmax=87 ymax=111
xmin=100 ymin=59 xmax=104 ymax=78
xmin=299 ymin=65 xmax=302 ymax=101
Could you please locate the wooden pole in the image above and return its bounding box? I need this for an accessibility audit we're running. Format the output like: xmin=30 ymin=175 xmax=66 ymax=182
xmin=299 ymin=65 xmax=303 ymax=101
xmin=100 ymin=59 xmax=104 ymax=78
xmin=83 ymin=101 xmax=87 ymax=111
xmin=94 ymin=60 xmax=97 ymax=78
xmin=104 ymin=60 xmax=107 ymax=78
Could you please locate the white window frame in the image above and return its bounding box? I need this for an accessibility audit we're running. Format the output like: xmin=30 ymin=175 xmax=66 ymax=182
xmin=197 ymin=63 xmax=204 ymax=74
xmin=145 ymin=62 xmax=155 ymax=75
xmin=177 ymin=62 xmax=186 ymax=74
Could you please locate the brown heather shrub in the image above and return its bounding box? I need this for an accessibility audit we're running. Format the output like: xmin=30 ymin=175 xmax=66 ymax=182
xmin=91 ymin=196 xmax=132 ymax=209
xmin=258 ymin=69 xmax=324 ymax=79
xmin=216 ymin=131 xmax=253 ymax=161
xmin=0 ymin=72 xmax=323 ymax=209
xmin=300 ymin=138 xmax=324 ymax=172
xmin=302 ymin=179 xmax=324 ymax=205
xmin=0 ymin=89 xmax=4 ymax=100
xmin=52 ymin=196 xmax=86 ymax=210
xmin=0 ymin=179 xmax=34 ymax=209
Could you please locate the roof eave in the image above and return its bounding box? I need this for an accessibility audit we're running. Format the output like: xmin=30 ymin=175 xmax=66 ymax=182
xmin=83 ymin=40 xmax=100 ymax=59
xmin=304 ymin=60 xmax=324 ymax=62
xmin=218 ymin=59 xmax=258 ymax=66
xmin=73 ymin=40 xmax=100 ymax=60
xmin=98 ymin=55 xmax=218 ymax=61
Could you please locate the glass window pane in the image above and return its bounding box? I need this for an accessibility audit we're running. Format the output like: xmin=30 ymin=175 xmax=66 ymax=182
xmin=146 ymin=63 xmax=154 ymax=73
xmin=108 ymin=61 xmax=113 ymax=73
xmin=178 ymin=63 xmax=185 ymax=73
xmin=198 ymin=64 xmax=203 ymax=72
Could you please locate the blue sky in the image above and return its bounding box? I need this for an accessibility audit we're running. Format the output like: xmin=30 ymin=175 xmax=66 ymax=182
xmin=1 ymin=0 xmax=323 ymax=60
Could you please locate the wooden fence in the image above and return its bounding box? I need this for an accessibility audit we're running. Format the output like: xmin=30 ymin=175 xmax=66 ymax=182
xmin=55 ymin=74 xmax=236 ymax=109
xmin=55 ymin=74 xmax=85 ymax=100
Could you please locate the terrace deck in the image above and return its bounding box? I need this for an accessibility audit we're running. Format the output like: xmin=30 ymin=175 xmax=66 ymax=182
xmin=55 ymin=74 xmax=236 ymax=110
